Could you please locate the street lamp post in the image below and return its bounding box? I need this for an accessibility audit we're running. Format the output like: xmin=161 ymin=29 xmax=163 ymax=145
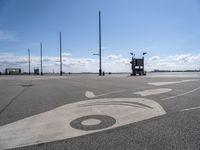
xmin=130 ymin=52 xmax=135 ymax=59
xmin=28 ymin=48 xmax=30 ymax=75
xmin=130 ymin=52 xmax=135 ymax=76
xmin=40 ymin=42 xmax=43 ymax=76
xmin=142 ymin=52 xmax=147 ymax=74
xmin=59 ymin=32 xmax=63 ymax=76
xmin=199 ymin=55 xmax=200 ymax=72
xmin=99 ymin=10 xmax=102 ymax=76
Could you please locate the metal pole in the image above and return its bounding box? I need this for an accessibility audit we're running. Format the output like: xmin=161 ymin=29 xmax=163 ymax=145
xmin=40 ymin=42 xmax=43 ymax=75
xmin=60 ymin=32 xmax=63 ymax=76
xmin=199 ymin=55 xmax=200 ymax=72
xmin=99 ymin=10 xmax=102 ymax=76
xmin=28 ymin=48 xmax=30 ymax=75
xmin=142 ymin=52 xmax=147 ymax=75
xmin=142 ymin=55 xmax=145 ymax=75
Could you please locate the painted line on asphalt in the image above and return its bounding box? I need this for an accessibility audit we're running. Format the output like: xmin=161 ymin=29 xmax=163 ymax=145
xmin=181 ymin=106 xmax=200 ymax=112
xmin=85 ymin=91 xmax=96 ymax=98
xmin=0 ymin=98 xmax=166 ymax=150
xmin=146 ymin=74 xmax=200 ymax=78
xmin=148 ymin=81 xmax=181 ymax=86
xmin=161 ymin=86 xmax=200 ymax=101
xmin=148 ymin=79 xmax=199 ymax=86
xmin=134 ymin=88 xmax=172 ymax=96
xmin=85 ymin=89 xmax=128 ymax=98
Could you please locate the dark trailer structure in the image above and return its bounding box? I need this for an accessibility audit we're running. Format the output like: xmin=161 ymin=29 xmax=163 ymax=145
xmin=5 ymin=68 xmax=21 ymax=75
xmin=130 ymin=57 xmax=146 ymax=76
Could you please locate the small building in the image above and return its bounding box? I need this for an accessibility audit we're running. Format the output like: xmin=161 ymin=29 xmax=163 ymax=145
xmin=34 ymin=69 xmax=39 ymax=75
xmin=5 ymin=68 xmax=21 ymax=75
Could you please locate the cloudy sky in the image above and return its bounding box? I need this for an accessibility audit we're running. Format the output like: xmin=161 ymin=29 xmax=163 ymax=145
xmin=0 ymin=0 xmax=200 ymax=73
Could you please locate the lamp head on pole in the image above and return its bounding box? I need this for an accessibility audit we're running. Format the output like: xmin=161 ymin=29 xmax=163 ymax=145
xmin=143 ymin=52 xmax=147 ymax=56
xmin=130 ymin=52 xmax=135 ymax=59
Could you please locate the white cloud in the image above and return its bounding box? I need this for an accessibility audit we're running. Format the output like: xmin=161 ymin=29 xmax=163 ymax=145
xmin=170 ymin=53 xmax=200 ymax=63
xmin=149 ymin=56 xmax=160 ymax=61
xmin=104 ymin=54 xmax=122 ymax=60
xmin=147 ymin=53 xmax=200 ymax=71
xmin=0 ymin=53 xmax=131 ymax=73
xmin=0 ymin=52 xmax=199 ymax=73
xmin=0 ymin=30 xmax=17 ymax=41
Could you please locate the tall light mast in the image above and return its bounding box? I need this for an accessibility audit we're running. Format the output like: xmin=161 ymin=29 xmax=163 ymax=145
xmin=40 ymin=42 xmax=43 ymax=75
xmin=99 ymin=10 xmax=102 ymax=76
xmin=28 ymin=48 xmax=30 ymax=75
xmin=59 ymin=32 xmax=63 ymax=76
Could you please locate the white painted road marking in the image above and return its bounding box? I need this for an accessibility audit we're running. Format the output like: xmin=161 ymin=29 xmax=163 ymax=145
xmin=161 ymin=86 xmax=200 ymax=101
xmin=146 ymin=74 xmax=200 ymax=78
xmin=148 ymin=79 xmax=199 ymax=86
xmin=134 ymin=88 xmax=172 ymax=96
xmin=0 ymin=98 xmax=166 ymax=150
xmin=85 ymin=91 xmax=96 ymax=98
xmin=85 ymin=89 xmax=128 ymax=98
xmin=181 ymin=106 xmax=200 ymax=112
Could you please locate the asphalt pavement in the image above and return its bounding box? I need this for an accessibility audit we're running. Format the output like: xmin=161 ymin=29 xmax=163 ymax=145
xmin=0 ymin=72 xmax=200 ymax=150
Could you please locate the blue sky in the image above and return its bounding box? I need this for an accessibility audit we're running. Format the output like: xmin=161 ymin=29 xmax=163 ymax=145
xmin=0 ymin=0 xmax=200 ymax=72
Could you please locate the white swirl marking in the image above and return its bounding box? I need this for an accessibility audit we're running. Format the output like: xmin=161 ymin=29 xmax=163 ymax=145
xmin=0 ymin=98 xmax=166 ymax=150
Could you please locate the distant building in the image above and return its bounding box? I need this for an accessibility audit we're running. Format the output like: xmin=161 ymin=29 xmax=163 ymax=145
xmin=5 ymin=68 xmax=21 ymax=75
xmin=34 ymin=69 xmax=39 ymax=75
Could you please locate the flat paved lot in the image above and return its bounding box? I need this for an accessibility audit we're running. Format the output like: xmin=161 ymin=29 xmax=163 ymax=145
xmin=0 ymin=72 xmax=200 ymax=150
